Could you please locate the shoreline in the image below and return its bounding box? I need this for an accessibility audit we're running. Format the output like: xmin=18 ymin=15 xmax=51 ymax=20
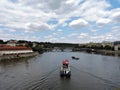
xmin=72 ymin=48 xmax=120 ymax=57
xmin=94 ymin=50 xmax=120 ymax=56
xmin=0 ymin=52 xmax=38 ymax=62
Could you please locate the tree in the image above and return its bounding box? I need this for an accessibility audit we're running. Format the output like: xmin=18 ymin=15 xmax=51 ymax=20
xmin=104 ymin=45 xmax=113 ymax=50
xmin=0 ymin=39 xmax=4 ymax=44
xmin=32 ymin=45 xmax=44 ymax=53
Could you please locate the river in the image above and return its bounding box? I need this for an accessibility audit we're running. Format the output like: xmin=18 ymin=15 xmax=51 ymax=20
xmin=0 ymin=52 xmax=120 ymax=90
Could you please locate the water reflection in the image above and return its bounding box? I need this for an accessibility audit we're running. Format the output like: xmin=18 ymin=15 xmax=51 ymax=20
xmin=24 ymin=60 xmax=29 ymax=70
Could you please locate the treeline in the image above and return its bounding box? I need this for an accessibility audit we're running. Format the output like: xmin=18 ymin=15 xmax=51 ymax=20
xmin=0 ymin=39 xmax=78 ymax=53
xmin=74 ymin=43 xmax=115 ymax=51
xmin=1 ymin=39 xmax=118 ymax=53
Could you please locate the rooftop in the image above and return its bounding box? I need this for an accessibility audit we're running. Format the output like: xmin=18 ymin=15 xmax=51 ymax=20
xmin=0 ymin=44 xmax=32 ymax=51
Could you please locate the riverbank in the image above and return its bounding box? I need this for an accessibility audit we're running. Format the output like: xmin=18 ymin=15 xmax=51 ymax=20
xmin=0 ymin=52 xmax=38 ymax=62
xmin=94 ymin=50 xmax=120 ymax=56
xmin=72 ymin=48 xmax=120 ymax=56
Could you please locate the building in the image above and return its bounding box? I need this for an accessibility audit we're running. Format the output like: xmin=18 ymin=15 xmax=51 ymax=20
xmin=32 ymin=42 xmax=37 ymax=47
xmin=7 ymin=40 xmax=17 ymax=46
xmin=0 ymin=44 xmax=33 ymax=56
xmin=114 ymin=41 xmax=120 ymax=51
xmin=102 ymin=41 xmax=113 ymax=47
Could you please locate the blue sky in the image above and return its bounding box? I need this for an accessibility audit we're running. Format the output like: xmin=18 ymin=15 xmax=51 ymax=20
xmin=0 ymin=0 xmax=120 ymax=43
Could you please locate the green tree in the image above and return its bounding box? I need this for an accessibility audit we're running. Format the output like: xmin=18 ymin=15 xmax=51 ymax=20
xmin=32 ymin=45 xmax=44 ymax=53
xmin=0 ymin=39 xmax=4 ymax=44
xmin=104 ymin=45 xmax=113 ymax=50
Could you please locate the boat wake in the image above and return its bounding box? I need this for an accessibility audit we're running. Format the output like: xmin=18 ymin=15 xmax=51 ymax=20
xmin=71 ymin=65 xmax=120 ymax=89
xmin=5 ymin=67 xmax=60 ymax=90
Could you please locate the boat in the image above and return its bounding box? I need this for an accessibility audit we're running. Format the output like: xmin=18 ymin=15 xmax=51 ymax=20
xmin=71 ymin=56 xmax=79 ymax=60
xmin=60 ymin=59 xmax=71 ymax=78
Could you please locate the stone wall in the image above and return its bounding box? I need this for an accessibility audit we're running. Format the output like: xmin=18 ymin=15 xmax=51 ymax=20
xmin=0 ymin=50 xmax=33 ymax=56
xmin=0 ymin=52 xmax=38 ymax=62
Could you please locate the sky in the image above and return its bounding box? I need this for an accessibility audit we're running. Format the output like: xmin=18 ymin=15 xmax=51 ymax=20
xmin=0 ymin=0 xmax=120 ymax=43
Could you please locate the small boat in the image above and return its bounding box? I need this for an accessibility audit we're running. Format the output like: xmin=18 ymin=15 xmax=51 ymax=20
xmin=71 ymin=56 xmax=79 ymax=60
xmin=60 ymin=59 xmax=71 ymax=78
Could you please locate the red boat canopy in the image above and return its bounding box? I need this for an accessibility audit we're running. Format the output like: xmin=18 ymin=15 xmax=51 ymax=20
xmin=62 ymin=59 xmax=69 ymax=65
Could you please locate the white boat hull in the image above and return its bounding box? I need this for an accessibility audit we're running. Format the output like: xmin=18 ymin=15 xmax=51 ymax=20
xmin=60 ymin=65 xmax=71 ymax=78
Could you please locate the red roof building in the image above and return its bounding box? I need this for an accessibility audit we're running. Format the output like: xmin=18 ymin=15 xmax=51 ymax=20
xmin=0 ymin=44 xmax=33 ymax=55
xmin=0 ymin=45 xmax=32 ymax=51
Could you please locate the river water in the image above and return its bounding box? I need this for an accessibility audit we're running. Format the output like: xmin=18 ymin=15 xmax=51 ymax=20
xmin=0 ymin=52 xmax=120 ymax=90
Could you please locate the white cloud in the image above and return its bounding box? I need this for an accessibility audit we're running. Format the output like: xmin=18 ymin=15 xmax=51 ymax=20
xmin=105 ymin=34 xmax=114 ymax=40
xmin=77 ymin=33 xmax=88 ymax=38
xmin=0 ymin=0 xmax=120 ymax=43
xmin=0 ymin=0 xmax=114 ymax=31
xmin=52 ymin=29 xmax=63 ymax=37
xmin=8 ymin=29 xmax=16 ymax=32
xmin=112 ymin=26 xmax=120 ymax=30
xmin=65 ymin=0 xmax=81 ymax=5
xmin=60 ymin=37 xmax=66 ymax=40
xmin=53 ymin=33 xmax=57 ymax=36
xmin=68 ymin=33 xmax=78 ymax=37
xmin=58 ymin=18 xmax=68 ymax=25
xmin=96 ymin=18 xmax=111 ymax=26
xmin=26 ymin=23 xmax=55 ymax=31
xmin=90 ymin=29 xmax=99 ymax=33
xmin=0 ymin=29 xmax=4 ymax=33
xmin=111 ymin=26 xmax=120 ymax=39
xmin=44 ymin=35 xmax=58 ymax=42
xmin=89 ymin=28 xmax=120 ymax=42
xmin=58 ymin=29 xmax=62 ymax=32
xmin=62 ymin=23 xmax=67 ymax=27
xmin=110 ymin=11 xmax=120 ymax=23
xmin=90 ymin=35 xmax=104 ymax=41
xmin=80 ymin=0 xmax=111 ymax=22
xmin=0 ymin=0 xmax=57 ymax=31
xmin=69 ymin=19 xmax=88 ymax=29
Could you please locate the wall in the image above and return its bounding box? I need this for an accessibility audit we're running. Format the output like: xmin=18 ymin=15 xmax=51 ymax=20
xmin=0 ymin=50 xmax=33 ymax=55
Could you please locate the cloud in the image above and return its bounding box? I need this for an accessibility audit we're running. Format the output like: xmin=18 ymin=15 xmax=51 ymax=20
xmin=96 ymin=18 xmax=111 ymax=26
xmin=95 ymin=8 xmax=120 ymax=26
xmin=52 ymin=29 xmax=63 ymax=36
xmin=80 ymin=0 xmax=111 ymax=22
xmin=60 ymin=37 xmax=66 ymax=40
xmin=90 ymin=29 xmax=99 ymax=33
xmin=90 ymin=35 xmax=105 ymax=41
xmin=26 ymin=23 xmax=55 ymax=31
xmin=8 ymin=29 xmax=16 ymax=32
xmin=69 ymin=19 xmax=88 ymax=29
xmin=0 ymin=0 xmax=120 ymax=43
xmin=77 ymin=33 xmax=88 ymax=38
xmin=0 ymin=0 xmax=114 ymax=31
xmin=0 ymin=0 xmax=57 ymax=31
xmin=44 ymin=35 xmax=58 ymax=42
xmin=89 ymin=28 xmax=120 ymax=42
xmin=20 ymin=0 xmax=63 ymax=11
xmin=68 ymin=33 xmax=78 ymax=37
xmin=102 ymin=8 xmax=120 ymax=24
xmin=57 ymin=29 xmax=62 ymax=32
xmin=19 ymin=0 xmax=80 ymax=14
xmin=112 ymin=26 xmax=120 ymax=30
xmin=110 ymin=11 xmax=120 ymax=23
xmin=111 ymin=26 xmax=120 ymax=39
